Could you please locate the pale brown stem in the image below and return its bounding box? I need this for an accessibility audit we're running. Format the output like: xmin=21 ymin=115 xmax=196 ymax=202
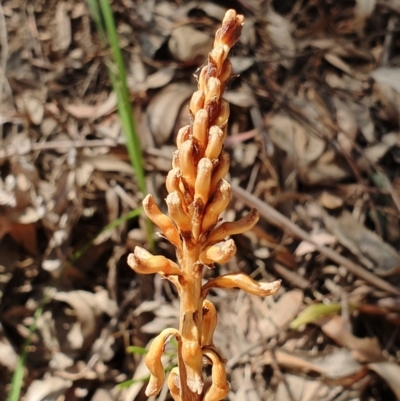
xmin=178 ymin=243 xmax=204 ymax=401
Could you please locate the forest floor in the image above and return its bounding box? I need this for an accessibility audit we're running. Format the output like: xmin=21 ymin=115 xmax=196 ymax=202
xmin=1 ymin=1 xmax=400 ymax=400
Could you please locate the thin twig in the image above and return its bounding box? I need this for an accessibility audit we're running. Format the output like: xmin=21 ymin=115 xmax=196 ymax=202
xmin=232 ymin=184 xmax=400 ymax=296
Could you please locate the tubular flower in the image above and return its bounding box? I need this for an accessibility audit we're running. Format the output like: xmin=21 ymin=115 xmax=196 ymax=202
xmin=127 ymin=9 xmax=281 ymax=401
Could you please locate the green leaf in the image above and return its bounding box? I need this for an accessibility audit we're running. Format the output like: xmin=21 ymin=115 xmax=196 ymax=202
xmin=117 ymin=375 xmax=150 ymax=389
xmin=290 ymin=303 xmax=342 ymax=330
xmin=127 ymin=346 xmax=148 ymax=355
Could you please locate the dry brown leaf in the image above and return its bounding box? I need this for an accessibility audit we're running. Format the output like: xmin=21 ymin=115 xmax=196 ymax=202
xmin=349 ymin=101 xmax=375 ymax=143
xmin=84 ymin=154 xmax=134 ymax=175
xmin=354 ymin=0 xmax=377 ymax=32
xmin=265 ymin=348 xmax=366 ymax=382
xmin=232 ymin=373 xmax=262 ymax=401
xmin=306 ymin=150 xmax=350 ymax=185
xmin=147 ymin=83 xmax=194 ymax=146
xmin=0 ymin=335 xmax=18 ymax=372
xmin=371 ymin=67 xmax=400 ymax=121
xmin=319 ymin=315 xmax=385 ymax=363
xmin=266 ymin=8 xmax=295 ymax=69
xmin=257 ymin=290 xmax=303 ymax=338
xmin=319 ymin=192 xmax=343 ymax=209
xmin=368 ymin=361 xmax=400 ymax=399
xmin=53 ymin=2 xmax=71 ymax=52
xmin=324 ymin=53 xmax=368 ymax=81
xmin=8 ymin=221 xmax=37 ymax=255
xmin=322 ymin=210 xmax=400 ymax=276
xmin=25 ymin=376 xmax=72 ymax=401
xmin=333 ymin=97 xmax=358 ymax=153
xmin=53 ymin=290 xmax=118 ymax=351
xmin=142 ymin=66 xmax=175 ymax=90
xmin=91 ymin=388 xmax=115 ymax=401
xmin=168 ymin=25 xmax=212 ymax=63
xmin=268 ymin=111 xmax=325 ymax=167
xmin=275 ymin=373 xmax=343 ymax=401
xmin=295 ymin=232 xmax=336 ymax=257
xmin=65 ymin=92 xmax=118 ymax=120
xmin=19 ymin=95 xmax=45 ymax=125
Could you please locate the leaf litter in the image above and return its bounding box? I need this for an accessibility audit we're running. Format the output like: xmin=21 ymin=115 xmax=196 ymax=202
xmin=1 ymin=0 xmax=400 ymax=400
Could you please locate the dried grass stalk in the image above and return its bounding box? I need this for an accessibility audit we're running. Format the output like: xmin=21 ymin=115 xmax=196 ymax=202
xmin=127 ymin=9 xmax=281 ymax=401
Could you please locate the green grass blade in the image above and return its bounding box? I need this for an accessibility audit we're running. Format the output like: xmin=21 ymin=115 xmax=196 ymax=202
xmin=97 ymin=0 xmax=146 ymax=195
xmin=127 ymin=345 xmax=148 ymax=355
xmin=7 ymin=296 xmax=49 ymax=401
xmin=88 ymin=0 xmax=154 ymax=249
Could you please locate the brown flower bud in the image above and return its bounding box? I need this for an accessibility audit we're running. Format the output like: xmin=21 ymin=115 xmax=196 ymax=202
xmin=168 ymin=367 xmax=182 ymax=401
xmin=143 ymin=194 xmax=181 ymax=249
xmin=209 ymin=47 xmax=227 ymax=74
xmin=201 ymin=300 xmax=217 ymax=346
xmin=167 ymin=191 xmax=192 ymax=235
xmin=179 ymin=139 xmax=198 ymax=188
xmin=205 ymin=126 xmax=225 ymax=160
xmin=219 ymin=59 xmax=232 ymax=88
xmin=176 ymin=125 xmax=191 ymax=149
xmin=198 ymin=66 xmax=207 ymax=92
xmin=214 ymin=9 xmax=244 ymax=50
xmin=201 ymin=179 xmax=232 ymax=233
xmin=205 ymin=77 xmax=221 ymax=106
xmin=144 ymin=328 xmax=181 ymax=396
xmin=166 ymin=168 xmax=187 ymax=214
xmin=166 ymin=168 xmax=180 ymax=193
xmin=194 ymin=158 xmax=213 ymax=206
xmin=205 ymin=208 xmax=259 ymax=246
xmin=210 ymin=151 xmax=230 ymax=194
xmin=203 ymin=349 xmax=229 ymax=401
xmin=192 ymin=109 xmax=209 ymax=155
xmin=127 ymin=247 xmax=182 ymax=276
xmin=200 ymin=239 xmax=236 ymax=265
xmin=214 ymin=99 xmax=230 ymax=127
xmin=202 ymin=272 xmax=281 ymax=297
xmin=190 ymin=90 xmax=205 ymax=115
